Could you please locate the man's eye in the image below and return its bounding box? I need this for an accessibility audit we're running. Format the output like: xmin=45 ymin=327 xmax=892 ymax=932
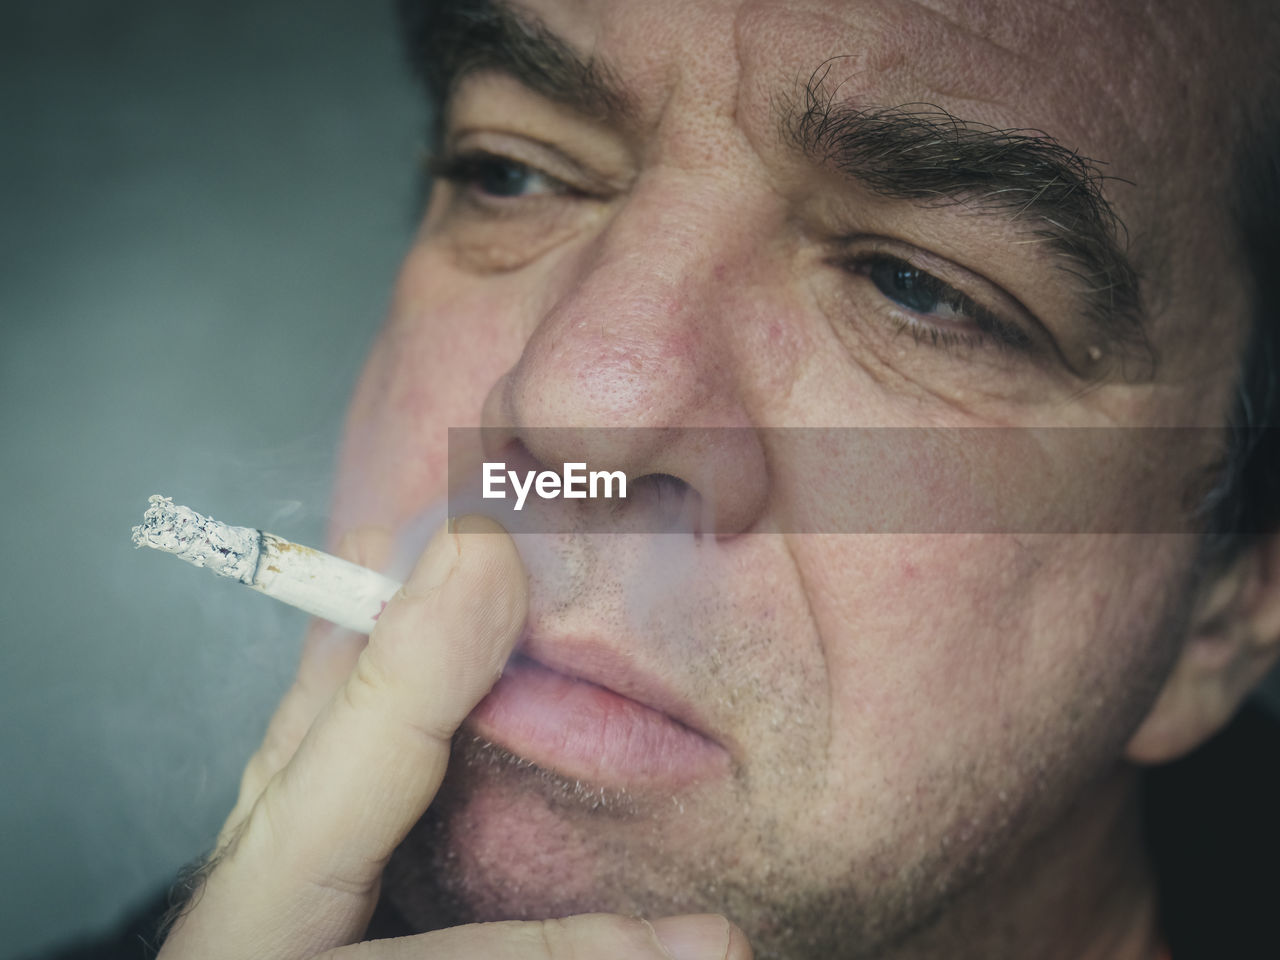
xmin=857 ymin=255 xmax=1033 ymax=352
xmin=424 ymin=141 xmax=606 ymax=271
xmin=431 ymin=151 xmax=562 ymax=200
xmin=869 ymin=259 xmax=966 ymax=318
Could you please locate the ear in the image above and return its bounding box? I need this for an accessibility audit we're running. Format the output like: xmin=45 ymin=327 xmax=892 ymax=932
xmin=1126 ymin=534 xmax=1280 ymax=766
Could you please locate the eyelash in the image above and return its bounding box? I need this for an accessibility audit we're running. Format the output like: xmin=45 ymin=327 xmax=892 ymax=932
xmin=429 ymin=149 xmax=574 ymax=202
xmin=844 ymin=255 xmax=1035 ymax=354
xmin=431 ymin=150 xmax=1036 ymax=358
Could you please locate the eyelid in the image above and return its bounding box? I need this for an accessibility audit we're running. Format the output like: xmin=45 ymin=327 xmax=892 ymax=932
xmin=428 ymin=149 xmax=568 ymax=197
xmin=835 ymin=238 xmax=1035 ymax=319
xmin=440 ymin=129 xmax=622 ymax=197
xmin=832 ymin=237 xmax=1052 ymax=348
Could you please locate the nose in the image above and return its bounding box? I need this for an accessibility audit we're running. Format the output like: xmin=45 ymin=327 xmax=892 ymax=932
xmin=479 ymin=175 xmax=771 ymax=535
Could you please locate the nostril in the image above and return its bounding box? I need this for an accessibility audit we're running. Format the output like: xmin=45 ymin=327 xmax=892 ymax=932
xmin=497 ymin=436 xmax=543 ymax=476
xmin=627 ymin=472 xmax=704 ymax=533
xmin=473 ymin=427 xmax=758 ymax=536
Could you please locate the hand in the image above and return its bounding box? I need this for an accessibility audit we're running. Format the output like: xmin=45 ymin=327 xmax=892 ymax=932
xmin=158 ymin=517 xmax=751 ymax=960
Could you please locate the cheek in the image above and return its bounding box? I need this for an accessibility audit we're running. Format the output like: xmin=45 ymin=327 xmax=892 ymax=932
xmin=332 ymin=245 xmax=529 ymax=532
xmin=806 ymin=533 xmax=1190 ymax=819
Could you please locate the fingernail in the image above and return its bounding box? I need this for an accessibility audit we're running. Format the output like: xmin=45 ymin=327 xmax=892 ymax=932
xmin=402 ymin=523 xmax=462 ymax=596
xmin=451 ymin=514 xmax=501 ymax=536
xmin=650 ymin=915 xmax=731 ymax=960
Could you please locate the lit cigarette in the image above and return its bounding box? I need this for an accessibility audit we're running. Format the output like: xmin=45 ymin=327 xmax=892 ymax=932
xmin=131 ymin=494 xmax=400 ymax=634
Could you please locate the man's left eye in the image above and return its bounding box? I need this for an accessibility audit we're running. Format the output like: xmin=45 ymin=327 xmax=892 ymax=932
xmin=432 ymin=151 xmax=562 ymax=200
xmin=868 ymin=259 xmax=970 ymax=320
xmin=847 ymin=253 xmax=1035 ymax=353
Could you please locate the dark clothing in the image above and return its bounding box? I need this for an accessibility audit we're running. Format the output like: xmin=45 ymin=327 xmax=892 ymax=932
xmin=36 ymin=702 xmax=1280 ymax=959
xmin=1144 ymin=701 xmax=1280 ymax=958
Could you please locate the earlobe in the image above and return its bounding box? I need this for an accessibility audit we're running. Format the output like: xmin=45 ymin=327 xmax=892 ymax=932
xmin=1125 ymin=537 xmax=1280 ymax=766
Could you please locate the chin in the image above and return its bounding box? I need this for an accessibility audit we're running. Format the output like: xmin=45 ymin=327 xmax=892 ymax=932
xmin=380 ymin=735 xmax=683 ymax=930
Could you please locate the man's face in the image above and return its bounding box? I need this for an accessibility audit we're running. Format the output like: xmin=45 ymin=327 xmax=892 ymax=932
xmin=333 ymin=0 xmax=1253 ymax=955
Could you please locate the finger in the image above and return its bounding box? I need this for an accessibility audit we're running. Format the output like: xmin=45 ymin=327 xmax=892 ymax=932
xmin=222 ymin=526 xmax=393 ymax=842
xmin=313 ymin=914 xmax=753 ymax=960
xmin=162 ymin=516 xmax=527 ymax=960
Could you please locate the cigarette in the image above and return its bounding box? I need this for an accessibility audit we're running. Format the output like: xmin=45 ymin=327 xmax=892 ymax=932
xmin=131 ymin=494 xmax=400 ymax=634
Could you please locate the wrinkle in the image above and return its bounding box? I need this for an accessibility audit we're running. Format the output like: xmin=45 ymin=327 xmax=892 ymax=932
xmin=897 ymin=0 xmax=1043 ymax=67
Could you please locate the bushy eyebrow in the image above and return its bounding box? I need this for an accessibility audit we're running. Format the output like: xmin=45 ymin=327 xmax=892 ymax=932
xmin=788 ymin=70 xmax=1152 ymax=369
xmin=397 ymin=0 xmax=632 ymax=140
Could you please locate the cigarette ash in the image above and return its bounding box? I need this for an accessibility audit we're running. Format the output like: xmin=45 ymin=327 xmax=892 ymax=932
xmin=131 ymin=494 xmax=260 ymax=583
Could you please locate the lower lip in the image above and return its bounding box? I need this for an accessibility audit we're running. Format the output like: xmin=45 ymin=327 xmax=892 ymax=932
xmin=465 ymin=655 xmax=730 ymax=789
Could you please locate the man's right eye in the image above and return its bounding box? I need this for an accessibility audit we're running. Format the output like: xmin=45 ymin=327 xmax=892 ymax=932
xmin=421 ymin=141 xmax=605 ymax=270
xmin=430 ymin=150 xmax=565 ymax=201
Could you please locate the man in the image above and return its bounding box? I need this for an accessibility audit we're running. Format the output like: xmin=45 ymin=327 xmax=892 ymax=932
xmin=78 ymin=0 xmax=1280 ymax=957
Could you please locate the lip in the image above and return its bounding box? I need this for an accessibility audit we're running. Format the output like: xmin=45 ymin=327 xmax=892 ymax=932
xmin=465 ymin=638 xmax=731 ymax=790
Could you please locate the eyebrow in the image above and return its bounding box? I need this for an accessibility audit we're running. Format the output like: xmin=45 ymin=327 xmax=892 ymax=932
xmin=399 ymin=0 xmax=1152 ymax=373
xmin=397 ymin=0 xmax=632 ymax=138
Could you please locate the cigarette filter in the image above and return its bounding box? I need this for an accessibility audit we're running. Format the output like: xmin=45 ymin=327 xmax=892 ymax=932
xmin=131 ymin=495 xmax=400 ymax=634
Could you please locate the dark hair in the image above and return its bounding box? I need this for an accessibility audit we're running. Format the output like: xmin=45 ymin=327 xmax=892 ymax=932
xmin=1202 ymin=103 xmax=1280 ymax=559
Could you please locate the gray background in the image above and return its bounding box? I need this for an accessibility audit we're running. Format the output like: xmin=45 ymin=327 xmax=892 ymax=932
xmin=2 ymin=1 xmax=1278 ymax=957
xmin=1 ymin=0 xmax=421 ymax=954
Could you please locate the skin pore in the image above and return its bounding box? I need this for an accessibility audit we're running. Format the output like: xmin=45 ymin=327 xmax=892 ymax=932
xmin=323 ymin=1 xmax=1270 ymax=957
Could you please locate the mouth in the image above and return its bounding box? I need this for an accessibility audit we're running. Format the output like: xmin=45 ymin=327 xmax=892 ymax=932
xmin=464 ymin=641 xmax=731 ymax=791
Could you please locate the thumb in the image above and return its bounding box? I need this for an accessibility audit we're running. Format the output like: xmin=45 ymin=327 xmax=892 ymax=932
xmin=162 ymin=517 xmax=527 ymax=959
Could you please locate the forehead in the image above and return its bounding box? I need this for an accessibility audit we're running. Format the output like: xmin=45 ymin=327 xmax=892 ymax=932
xmin=514 ymin=0 xmax=1209 ymax=152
